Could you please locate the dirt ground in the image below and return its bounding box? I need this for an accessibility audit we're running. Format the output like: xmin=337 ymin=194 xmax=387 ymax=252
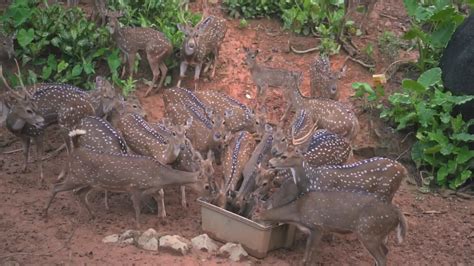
xmin=1 ymin=0 xmax=473 ymax=265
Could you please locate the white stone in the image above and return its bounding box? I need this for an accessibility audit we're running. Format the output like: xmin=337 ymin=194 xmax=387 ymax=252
xmin=102 ymin=234 xmax=119 ymax=244
xmin=119 ymin=229 xmax=141 ymax=243
xmin=191 ymin=234 xmax=219 ymax=252
xmin=159 ymin=235 xmax=191 ymax=255
xmin=137 ymin=228 xmax=159 ymax=251
xmin=218 ymin=243 xmax=248 ymax=262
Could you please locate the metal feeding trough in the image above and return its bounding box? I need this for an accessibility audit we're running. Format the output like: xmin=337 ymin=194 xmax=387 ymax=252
xmin=197 ymin=198 xmax=296 ymax=259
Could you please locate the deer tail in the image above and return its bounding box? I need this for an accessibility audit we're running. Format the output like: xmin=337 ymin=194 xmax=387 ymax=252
xmin=396 ymin=209 xmax=407 ymax=244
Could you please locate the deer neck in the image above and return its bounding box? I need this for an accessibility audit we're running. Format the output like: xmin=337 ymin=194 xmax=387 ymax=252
xmin=259 ymin=199 xmax=301 ymax=224
xmin=290 ymin=87 xmax=305 ymax=109
xmin=152 ymin=165 xmax=200 ymax=187
xmin=160 ymin=142 xmax=180 ymax=165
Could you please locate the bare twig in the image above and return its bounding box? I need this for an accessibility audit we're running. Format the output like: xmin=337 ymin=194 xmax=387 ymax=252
xmin=345 ymin=56 xmax=376 ymax=69
xmin=379 ymin=13 xmax=398 ymax=20
xmin=395 ymin=146 xmax=410 ymax=161
xmin=289 ymin=40 xmax=320 ymax=54
xmin=3 ymin=148 xmax=22 ymax=154
xmin=422 ymin=210 xmax=446 ymax=215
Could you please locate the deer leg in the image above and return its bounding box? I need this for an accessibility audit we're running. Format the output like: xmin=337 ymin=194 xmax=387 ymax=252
xmin=157 ymin=62 xmax=168 ymax=91
xmin=43 ymin=181 xmax=83 ymax=217
xmin=104 ymin=190 xmax=110 ymax=210
xmin=21 ymin=137 xmax=31 ymax=173
xmin=127 ymin=52 xmax=136 ymax=80
xmin=181 ymin=186 xmax=187 ymax=208
xmin=154 ymin=189 xmax=167 ymax=218
xmin=210 ymin=47 xmax=220 ymax=79
xmin=76 ymin=186 xmax=95 ymax=219
xmin=194 ymin=63 xmax=203 ymax=90
xmin=177 ymin=61 xmax=188 ymax=87
xmin=301 ymin=228 xmax=322 ymax=265
xmin=120 ymin=53 xmax=127 ymax=78
xmin=33 ymin=135 xmax=44 ymax=185
xmin=360 ymin=237 xmax=387 ymax=266
xmin=130 ymin=190 xmax=142 ymax=229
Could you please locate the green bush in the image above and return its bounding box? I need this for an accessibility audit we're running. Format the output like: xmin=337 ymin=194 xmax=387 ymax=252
xmin=2 ymin=0 xmax=116 ymax=89
xmin=403 ymin=0 xmax=466 ymax=71
xmin=380 ymin=68 xmax=474 ymax=189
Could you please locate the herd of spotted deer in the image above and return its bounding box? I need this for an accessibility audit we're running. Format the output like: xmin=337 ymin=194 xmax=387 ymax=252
xmin=0 ymin=0 xmax=407 ymax=265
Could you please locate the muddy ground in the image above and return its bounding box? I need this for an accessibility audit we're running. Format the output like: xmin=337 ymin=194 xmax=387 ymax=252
xmin=1 ymin=0 xmax=473 ymax=265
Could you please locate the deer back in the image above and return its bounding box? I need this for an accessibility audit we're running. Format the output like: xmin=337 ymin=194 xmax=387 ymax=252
xmin=195 ymin=90 xmax=256 ymax=133
xmin=77 ymin=116 xmax=127 ymax=154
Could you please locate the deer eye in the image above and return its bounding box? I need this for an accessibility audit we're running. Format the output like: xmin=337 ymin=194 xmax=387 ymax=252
xmin=172 ymin=131 xmax=177 ymax=136
xmin=204 ymin=184 xmax=210 ymax=190
xmin=281 ymin=138 xmax=286 ymax=142
xmin=280 ymin=155 xmax=287 ymax=159
xmin=26 ymin=109 xmax=33 ymax=114
xmin=255 ymin=121 xmax=260 ymax=125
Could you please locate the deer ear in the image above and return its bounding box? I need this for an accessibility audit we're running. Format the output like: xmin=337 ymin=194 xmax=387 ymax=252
xmin=177 ymin=24 xmax=186 ymax=33
xmin=255 ymin=49 xmax=260 ymax=55
xmin=243 ymin=46 xmax=249 ymax=52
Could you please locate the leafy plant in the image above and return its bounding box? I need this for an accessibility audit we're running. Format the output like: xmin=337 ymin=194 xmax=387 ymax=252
xmin=378 ymin=31 xmax=401 ymax=61
xmin=380 ymin=67 xmax=474 ymax=189
xmin=352 ymin=82 xmax=385 ymax=111
xmin=402 ymin=0 xmax=466 ymax=71
xmin=2 ymin=0 xmax=116 ymax=89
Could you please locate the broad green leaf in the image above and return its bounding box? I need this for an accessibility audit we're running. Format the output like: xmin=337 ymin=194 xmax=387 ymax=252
xmin=402 ymin=79 xmax=425 ymax=93
xmin=454 ymin=147 xmax=474 ymax=164
xmin=430 ymin=21 xmax=457 ymax=48
xmin=57 ymin=60 xmax=69 ymax=73
xmin=403 ymin=0 xmax=418 ymax=17
xmin=417 ymin=68 xmax=441 ymax=87
xmin=71 ymin=65 xmax=82 ymax=77
xmin=17 ymin=28 xmax=34 ymax=48
xmin=452 ymin=133 xmax=474 ymax=142
xmin=436 ymin=166 xmax=449 ymax=184
xmin=427 ymin=130 xmax=448 ymax=145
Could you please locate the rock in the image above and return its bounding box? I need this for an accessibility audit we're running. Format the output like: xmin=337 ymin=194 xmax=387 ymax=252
xmin=137 ymin=228 xmax=159 ymax=251
xmin=102 ymin=234 xmax=119 ymax=244
xmin=218 ymin=243 xmax=248 ymax=262
xmin=119 ymin=229 xmax=141 ymax=244
xmin=159 ymin=235 xmax=191 ymax=255
xmin=191 ymin=234 xmax=219 ymax=252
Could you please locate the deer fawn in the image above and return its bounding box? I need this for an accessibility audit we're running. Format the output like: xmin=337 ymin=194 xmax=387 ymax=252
xmin=106 ymin=11 xmax=172 ymax=96
xmin=163 ymin=87 xmax=232 ymax=162
xmin=287 ymin=73 xmax=359 ymax=141
xmin=253 ymin=190 xmax=407 ymax=266
xmin=44 ymin=129 xmax=212 ymax=228
xmin=309 ymin=55 xmax=345 ymax=100
xmin=244 ymin=48 xmax=302 ymax=111
xmin=177 ymin=14 xmax=227 ymax=89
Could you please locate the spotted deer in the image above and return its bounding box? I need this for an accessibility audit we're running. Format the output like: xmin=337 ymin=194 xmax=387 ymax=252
xmin=211 ymin=130 xmax=257 ymax=209
xmin=106 ymin=11 xmax=172 ymax=96
xmin=233 ymin=124 xmax=274 ymax=215
xmin=195 ymin=90 xmax=257 ymax=133
xmin=177 ymin=14 xmax=227 ymax=89
xmin=44 ymin=129 xmax=212 ymax=228
xmin=268 ymin=149 xmax=407 ymax=204
xmin=117 ymin=113 xmax=192 ymax=217
xmin=2 ymin=73 xmax=119 ymax=183
xmin=287 ymin=73 xmax=359 ymax=141
xmin=309 ymin=55 xmax=345 ymax=100
xmin=344 ymin=0 xmax=379 ymax=33
xmin=253 ymin=190 xmax=407 ymax=266
xmin=0 ymin=32 xmax=15 ymax=61
xmin=244 ymin=48 xmax=303 ymax=111
xmin=91 ymin=0 xmax=107 ymax=26
xmin=163 ymin=87 xmax=232 ymax=162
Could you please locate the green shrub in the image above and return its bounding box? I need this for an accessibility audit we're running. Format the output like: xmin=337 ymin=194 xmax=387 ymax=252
xmin=2 ymin=0 xmax=115 ymax=89
xmin=380 ymin=68 xmax=474 ymax=189
xmin=402 ymin=0 xmax=466 ymax=71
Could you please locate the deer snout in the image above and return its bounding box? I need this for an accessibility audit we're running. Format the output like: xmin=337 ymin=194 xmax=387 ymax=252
xmin=213 ymin=132 xmax=222 ymax=141
xmin=271 ymin=147 xmax=281 ymax=157
xmin=33 ymin=116 xmax=45 ymax=128
xmin=268 ymin=158 xmax=277 ymax=169
xmin=179 ymin=143 xmax=186 ymax=151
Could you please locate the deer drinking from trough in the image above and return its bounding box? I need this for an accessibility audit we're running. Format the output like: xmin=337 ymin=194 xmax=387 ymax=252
xmin=253 ymin=189 xmax=407 ymax=265
xmin=107 ymin=11 xmax=172 ymax=96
